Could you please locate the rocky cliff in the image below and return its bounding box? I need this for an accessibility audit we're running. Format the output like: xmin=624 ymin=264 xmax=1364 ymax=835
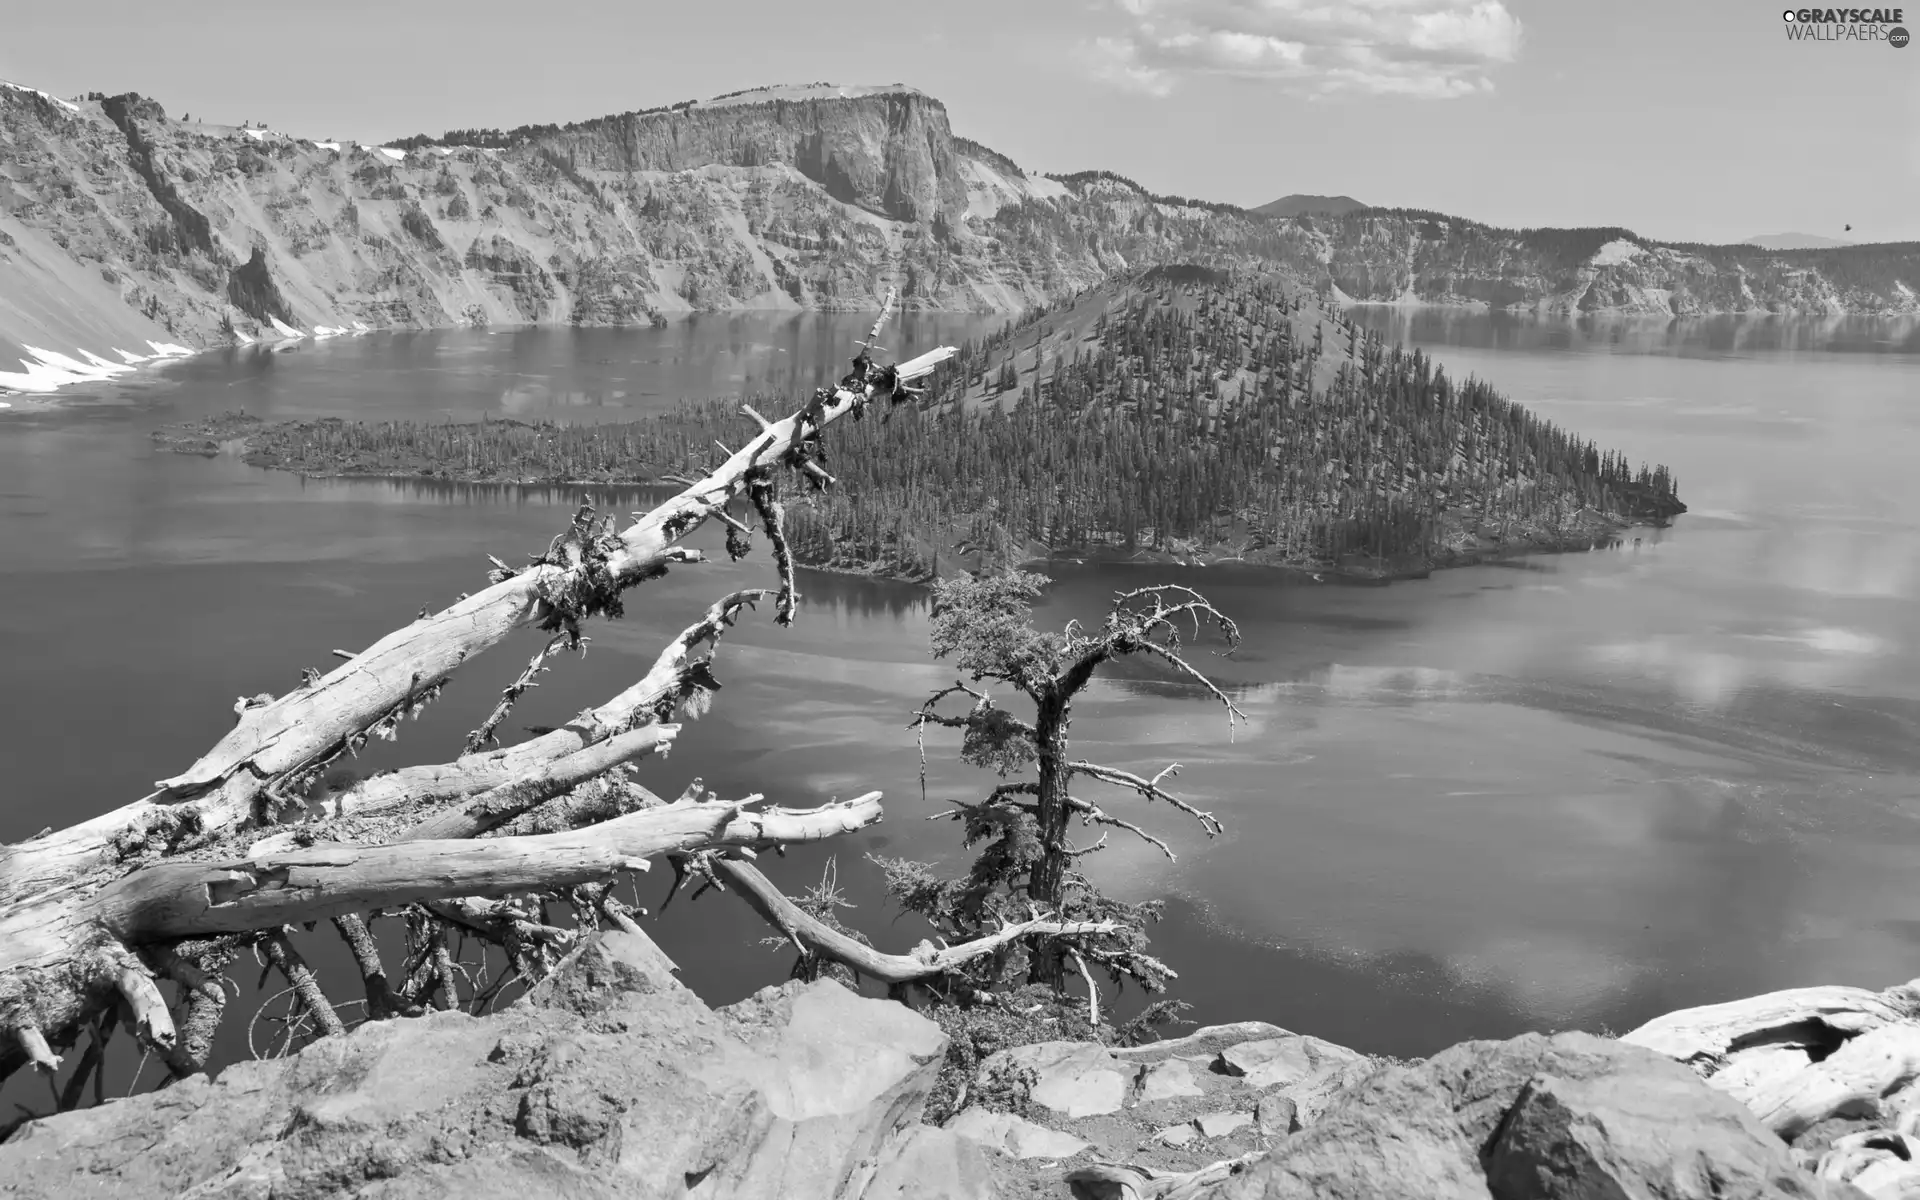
xmin=1308 ymin=216 xmax=1920 ymax=317
xmin=2 ymin=78 xmax=1916 ymax=361
xmin=6 ymin=928 xmax=1916 ymax=1198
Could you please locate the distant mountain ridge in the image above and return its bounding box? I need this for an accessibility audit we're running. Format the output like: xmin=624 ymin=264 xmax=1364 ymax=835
xmin=1744 ymin=232 xmax=1855 ymax=250
xmin=1 ymin=78 xmax=1917 ymax=360
xmin=1254 ymin=194 xmax=1368 ymax=217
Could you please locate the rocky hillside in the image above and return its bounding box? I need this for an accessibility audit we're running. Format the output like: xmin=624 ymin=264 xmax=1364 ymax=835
xmin=1309 ymin=214 xmax=1919 ymax=316
xmin=2 ymin=78 xmax=1917 ymax=360
xmin=4 ymin=927 xmax=1914 ymax=1198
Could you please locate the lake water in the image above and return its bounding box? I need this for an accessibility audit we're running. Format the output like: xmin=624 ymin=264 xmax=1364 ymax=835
xmin=4 ymin=307 xmax=1919 ymax=1106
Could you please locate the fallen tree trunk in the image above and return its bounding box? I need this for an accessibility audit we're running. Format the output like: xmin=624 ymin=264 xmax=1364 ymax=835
xmin=90 ymin=801 xmax=744 ymax=939
xmin=1 ymin=311 xmax=952 ymax=904
xmin=0 ymin=291 xmax=956 ymax=1090
xmin=74 ymin=794 xmax=885 ymax=942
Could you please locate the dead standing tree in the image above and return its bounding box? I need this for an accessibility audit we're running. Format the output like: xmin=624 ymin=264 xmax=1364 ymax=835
xmin=0 ymin=291 xmax=1094 ymax=1101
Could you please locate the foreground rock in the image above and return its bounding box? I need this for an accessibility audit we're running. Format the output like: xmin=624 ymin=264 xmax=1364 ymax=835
xmin=1620 ymin=977 xmax=1920 ymax=1199
xmin=0 ymin=931 xmax=980 ymax=1199
xmin=1064 ymin=1033 xmax=1869 ymax=1200
xmin=6 ymin=942 xmax=1919 ymax=1199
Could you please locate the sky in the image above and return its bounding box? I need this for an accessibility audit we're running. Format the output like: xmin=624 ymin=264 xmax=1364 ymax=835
xmin=4 ymin=0 xmax=1917 ymax=244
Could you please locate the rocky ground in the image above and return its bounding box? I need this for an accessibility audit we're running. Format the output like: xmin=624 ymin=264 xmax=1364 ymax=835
xmin=5 ymin=926 xmax=1917 ymax=1199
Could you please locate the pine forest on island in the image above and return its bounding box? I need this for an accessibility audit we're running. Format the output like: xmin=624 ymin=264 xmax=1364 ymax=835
xmin=178 ymin=266 xmax=1686 ymax=581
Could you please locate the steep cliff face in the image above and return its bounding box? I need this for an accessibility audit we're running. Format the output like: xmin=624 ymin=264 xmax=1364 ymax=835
xmin=535 ymin=86 xmax=971 ymax=227
xmin=2 ymin=78 xmax=1915 ymax=361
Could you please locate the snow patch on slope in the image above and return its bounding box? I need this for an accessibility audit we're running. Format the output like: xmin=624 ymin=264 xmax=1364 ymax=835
xmin=0 ymin=342 xmax=188 ymax=395
xmin=0 ymin=80 xmax=80 ymax=113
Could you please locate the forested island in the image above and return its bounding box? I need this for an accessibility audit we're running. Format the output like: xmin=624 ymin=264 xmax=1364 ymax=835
xmin=156 ymin=268 xmax=1686 ymax=583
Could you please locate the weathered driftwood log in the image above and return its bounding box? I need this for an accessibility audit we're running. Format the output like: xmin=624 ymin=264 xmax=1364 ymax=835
xmin=90 ymin=801 xmax=748 ymax=939
xmin=0 ymin=291 xmax=956 ymax=1086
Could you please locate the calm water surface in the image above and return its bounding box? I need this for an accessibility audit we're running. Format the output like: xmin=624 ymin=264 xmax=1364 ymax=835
xmin=4 ymin=308 xmax=1919 ymax=1091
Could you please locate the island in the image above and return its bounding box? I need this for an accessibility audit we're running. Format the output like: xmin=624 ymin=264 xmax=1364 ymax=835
xmin=155 ymin=268 xmax=1686 ymax=585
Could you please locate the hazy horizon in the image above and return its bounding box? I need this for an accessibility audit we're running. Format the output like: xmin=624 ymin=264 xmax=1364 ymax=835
xmin=4 ymin=0 xmax=1916 ymax=245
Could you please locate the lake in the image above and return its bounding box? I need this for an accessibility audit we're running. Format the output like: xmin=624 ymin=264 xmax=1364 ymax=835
xmin=3 ymin=307 xmax=1919 ymax=1107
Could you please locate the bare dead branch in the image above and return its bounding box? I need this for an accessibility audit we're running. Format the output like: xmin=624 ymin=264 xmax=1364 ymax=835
xmin=13 ymin=1025 xmax=59 ymax=1074
xmin=429 ymin=934 xmax=459 ymax=1013
xmin=426 ymin=897 xmax=572 ymax=948
xmin=113 ymin=963 xmax=176 ymax=1053
xmin=1069 ymin=760 xmax=1223 ymax=837
xmin=161 ymin=988 xmax=223 ymax=1080
xmin=466 ymin=634 xmax=572 ymax=754
xmin=262 ymin=930 xmax=346 ymax=1039
xmin=711 ymin=856 xmax=1118 ymax=985
xmin=1131 ymin=639 xmax=1247 ymax=734
xmin=1067 ymin=795 xmax=1176 ymax=861
xmin=331 ymin=913 xmax=410 ymax=1020
xmin=318 ymin=589 xmax=768 ymax=826
xmin=1073 ymin=951 xmax=1101 ymax=1028
xmin=401 ymin=725 xmax=678 ymax=842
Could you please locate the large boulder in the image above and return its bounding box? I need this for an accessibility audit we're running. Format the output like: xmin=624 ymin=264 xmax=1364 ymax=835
xmin=1190 ymin=1032 xmax=1853 ymax=1200
xmin=1486 ymin=1069 xmax=1822 ymax=1200
xmin=0 ymin=932 xmax=950 ymax=1200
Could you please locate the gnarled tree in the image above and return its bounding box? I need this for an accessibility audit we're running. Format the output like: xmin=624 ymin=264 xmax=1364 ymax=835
xmin=711 ymin=569 xmax=1242 ymax=1038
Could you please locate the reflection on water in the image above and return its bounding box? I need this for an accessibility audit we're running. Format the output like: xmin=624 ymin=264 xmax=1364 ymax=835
xmin=2 ymin=313 xmax=1920 ymax=1094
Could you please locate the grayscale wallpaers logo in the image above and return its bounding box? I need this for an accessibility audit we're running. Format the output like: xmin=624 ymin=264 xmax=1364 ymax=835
xmin=1781 ymin=7 xmax=1910 ymax=43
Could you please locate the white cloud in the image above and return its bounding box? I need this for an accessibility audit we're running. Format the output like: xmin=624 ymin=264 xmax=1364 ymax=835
xmin=1080 ymin=36 xmax=1179 ymax=97
xmin=1084 ymin=0 xmax=1523 ymax=99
